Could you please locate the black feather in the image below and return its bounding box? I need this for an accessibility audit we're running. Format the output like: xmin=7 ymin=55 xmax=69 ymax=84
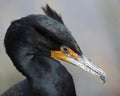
xmin=42 ymin=4 xmax=64 ymax=25
xmin=2 ymin=4 xmax=80 ymax=96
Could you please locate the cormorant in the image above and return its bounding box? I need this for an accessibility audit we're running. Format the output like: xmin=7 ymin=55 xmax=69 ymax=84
xmin=1 ymin=5 xmax=106 ymax=96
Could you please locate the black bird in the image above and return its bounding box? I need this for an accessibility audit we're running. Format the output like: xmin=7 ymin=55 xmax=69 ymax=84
xmin=1 ymin=5 xmax=106 ymax=96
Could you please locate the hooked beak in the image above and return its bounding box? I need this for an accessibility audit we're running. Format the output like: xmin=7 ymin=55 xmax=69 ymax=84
xmin=51 ymin=47 xmax=106 ymax=83
xmin=67 ymin=55 xmax=106 ymax=83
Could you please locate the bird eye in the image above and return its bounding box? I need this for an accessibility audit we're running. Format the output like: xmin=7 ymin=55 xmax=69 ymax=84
xmin=61 ymin=46 xmax=69 ymax=54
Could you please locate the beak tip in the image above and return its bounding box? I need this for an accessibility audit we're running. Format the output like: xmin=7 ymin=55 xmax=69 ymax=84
xmin=100 ymin=74 xmax=106 ymax=84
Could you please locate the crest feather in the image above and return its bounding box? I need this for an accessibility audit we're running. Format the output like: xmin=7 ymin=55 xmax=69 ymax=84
xmin=42 ymin=4 xmax=64 ymax=25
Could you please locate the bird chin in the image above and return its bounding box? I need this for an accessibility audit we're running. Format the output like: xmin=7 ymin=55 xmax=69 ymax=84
xmin=67 ymin=55 xmax=106 ymax=83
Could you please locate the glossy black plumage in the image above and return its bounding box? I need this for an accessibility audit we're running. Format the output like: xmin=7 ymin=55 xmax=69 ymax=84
xmin=1 ymin=5 xmax=82 ymax=96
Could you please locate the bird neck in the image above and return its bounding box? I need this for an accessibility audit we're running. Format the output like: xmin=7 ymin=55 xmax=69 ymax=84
xmin=8 ymin=47 xmax=76 ymax=96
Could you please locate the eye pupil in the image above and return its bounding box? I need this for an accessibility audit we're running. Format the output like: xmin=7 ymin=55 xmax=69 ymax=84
xmin=63 ymin=47 xmax=67 ymax=52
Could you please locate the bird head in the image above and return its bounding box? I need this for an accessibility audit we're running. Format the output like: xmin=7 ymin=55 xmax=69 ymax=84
xmin=42 ymin=5 xmax=106 ymax=83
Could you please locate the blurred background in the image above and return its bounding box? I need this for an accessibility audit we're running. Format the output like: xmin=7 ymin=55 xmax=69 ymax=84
xmin=0 ymin=0 xmax=120 ymax=96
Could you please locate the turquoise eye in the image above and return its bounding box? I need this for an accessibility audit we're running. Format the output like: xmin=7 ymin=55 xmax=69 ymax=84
xmin=61 ymin=46 xmax=69 ymax=54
